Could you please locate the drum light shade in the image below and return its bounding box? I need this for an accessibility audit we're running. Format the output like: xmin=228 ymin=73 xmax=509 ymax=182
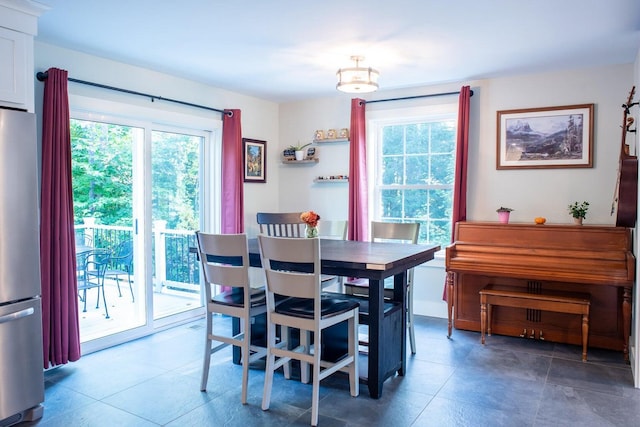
xmin=336 ymin=56 xmax=379 ymax=93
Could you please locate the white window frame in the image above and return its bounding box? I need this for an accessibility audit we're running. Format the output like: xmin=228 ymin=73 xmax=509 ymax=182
xmin=367 ymin=103 xmax=458 ymax=244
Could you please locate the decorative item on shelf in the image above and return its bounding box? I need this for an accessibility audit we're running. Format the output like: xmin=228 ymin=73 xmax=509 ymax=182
xmin=496 ymin=207 xmax=513 ymax=224
xmin=288 ymin=142 xmax=312 ymax=161
xmin=316 ymin=174 xmax=348 ymax=182
xmin=534 ymin=217 xmax=546 ymax=225
xmin=315 ymin=130 xmax=325 ymax=140
xmin=339 ymin=128 xmax=349 ymax=139
xmin=326 ymin=129 xmax=337 ymax=139
xmin=568 ymin=201 xmax=589 ymax=225
xmin=300 ymin=211 xmax=320 ymax=238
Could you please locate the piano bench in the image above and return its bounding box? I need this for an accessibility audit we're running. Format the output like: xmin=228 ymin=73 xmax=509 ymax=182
xmin=479 ymin=284 xmax=591 ymax=361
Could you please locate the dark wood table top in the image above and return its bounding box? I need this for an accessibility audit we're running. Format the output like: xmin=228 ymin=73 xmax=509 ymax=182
xmin=247 ymin=238 xmax=440 ymax=279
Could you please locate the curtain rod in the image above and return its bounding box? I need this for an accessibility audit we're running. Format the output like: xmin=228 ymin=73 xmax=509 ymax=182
xmin=361 ymin=89 xmax=474 ymax=105
xmin=36 ymin=71 xmax=231 ymax=116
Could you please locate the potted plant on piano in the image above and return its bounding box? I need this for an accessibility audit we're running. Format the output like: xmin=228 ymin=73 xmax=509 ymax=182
xmin=568 ymin=201 xmax=589 ymax=225
xmin=496 ymin=206 xmax=513 ymax=224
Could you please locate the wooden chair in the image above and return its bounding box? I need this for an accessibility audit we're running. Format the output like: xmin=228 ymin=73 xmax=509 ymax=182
xmin=344 ymin=221 xmax=420 ymax=354
xmin=195 ymin=231 xmax=268 ymax=404
xmin=256 ymin=212 xmax=305 ymax=237
xmin=258 ymin=235 xmax=359 ymax=427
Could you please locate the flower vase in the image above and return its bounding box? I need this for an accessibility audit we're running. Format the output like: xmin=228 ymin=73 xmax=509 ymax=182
xmin=498 ymin=211 xmax=510 ymax=224
xmin=306 ymin=225 xmax=318 ymax=238
xmin=573 ymin=217 xmax=583 ymax=225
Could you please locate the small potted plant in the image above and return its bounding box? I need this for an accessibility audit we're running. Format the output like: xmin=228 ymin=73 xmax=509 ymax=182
xmin=496 ymin=207 xmax=513 ymax=224
xmin=288 ymin=142 xmax=312 ymax=161
xmin=568 ymin=201 xmax=589 ymax=225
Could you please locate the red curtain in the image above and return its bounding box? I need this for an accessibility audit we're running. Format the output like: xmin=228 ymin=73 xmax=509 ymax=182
xmin=347 ymin=98 xmax=368 ymax=241
xmin=40 ymin=67 xmax=81 ymax=367
xmin=221 ymin=109 xmax=244 ymax=234
xmin=443 ymin=85 xmax=472 ymax=301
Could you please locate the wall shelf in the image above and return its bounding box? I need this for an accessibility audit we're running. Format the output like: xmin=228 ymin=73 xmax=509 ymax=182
xmin=314 ymin=178 xmax=348 ymax=183
xmin=281 ymin=158 xmax=319 ymax=165
xmin=313 ymin=138 xmax=349 ymax=144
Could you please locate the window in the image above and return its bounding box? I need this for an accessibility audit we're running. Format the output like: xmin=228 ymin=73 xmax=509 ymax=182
xmin=370 ymin=106 xmax=457 ymax=248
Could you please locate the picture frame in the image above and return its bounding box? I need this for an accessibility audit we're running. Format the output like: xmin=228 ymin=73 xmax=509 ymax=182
xmin=496 ymin=103 xmax=594 ymax=169
xmin=243 ymin=138 xmax=266 ymax=183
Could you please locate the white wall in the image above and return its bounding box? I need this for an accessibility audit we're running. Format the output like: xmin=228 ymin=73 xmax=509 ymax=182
xmin=278 ymin=63 xmax=634 ymax=318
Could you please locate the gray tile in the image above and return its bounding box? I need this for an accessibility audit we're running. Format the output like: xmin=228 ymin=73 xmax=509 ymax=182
xmin=415 ymin=396 xmax=534 ymax=427
xmin=102 ymin=371 xmax=216 ymax=425
xmin=534 ymin=383 xmax=640 ymax=427
xmin=546 ymin=357 xmax=635 ymax=396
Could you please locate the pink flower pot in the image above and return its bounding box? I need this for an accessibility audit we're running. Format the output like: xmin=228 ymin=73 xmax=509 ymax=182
xmin=498 ymin=211 xmax=510 ymax=224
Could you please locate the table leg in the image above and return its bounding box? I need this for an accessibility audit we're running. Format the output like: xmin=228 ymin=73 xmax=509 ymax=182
xmin=368 ymin=277 xmax=384 ymax=399
xmin=394 ymin=272 xmax=407 ymax=377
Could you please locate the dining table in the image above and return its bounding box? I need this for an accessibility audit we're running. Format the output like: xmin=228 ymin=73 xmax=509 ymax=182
xmin=246 ymin=237 xmax=440 ymax=399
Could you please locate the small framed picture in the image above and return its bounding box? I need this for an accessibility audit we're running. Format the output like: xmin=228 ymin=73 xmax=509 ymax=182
xmin=243 ymin=138 xmax=266 ymax=183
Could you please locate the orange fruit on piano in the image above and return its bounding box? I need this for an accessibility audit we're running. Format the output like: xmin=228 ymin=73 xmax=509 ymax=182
xmin=534 ymin=217 xmax=546 ymax=224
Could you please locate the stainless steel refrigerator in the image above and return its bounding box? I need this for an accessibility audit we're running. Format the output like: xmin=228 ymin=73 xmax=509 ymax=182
xmin=0 ymin=108 xmax=44 ymax=426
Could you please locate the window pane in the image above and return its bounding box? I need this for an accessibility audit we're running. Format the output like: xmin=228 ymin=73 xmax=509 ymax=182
xmin=382 ymin=125 xmax=404 ymax=155
xmin=430 ymin=153 xmax=455 ymax=185
xmin=431 ymin=121 xmax=456 ymax=153
xmin=381 ymin=189 xmax=403 ymax=218
xmin=404 ymin=189 xmax=427 ymax=218
xmin=381 ymin=156 xmax=404 ymax=185
xmin=406 ymin=155 xmax=428 ymax=185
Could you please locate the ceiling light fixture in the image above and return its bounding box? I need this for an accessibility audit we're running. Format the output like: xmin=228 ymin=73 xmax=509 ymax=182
xmin=336 ymin=55 xmax=379 ymax=93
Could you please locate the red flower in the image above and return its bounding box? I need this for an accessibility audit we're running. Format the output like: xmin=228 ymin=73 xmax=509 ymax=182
xmin=300 ymin=211 xmax=320 ymax=227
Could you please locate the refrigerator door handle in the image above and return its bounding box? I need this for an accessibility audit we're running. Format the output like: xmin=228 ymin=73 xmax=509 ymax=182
xmin=0 ymin=307 xmax=35 ymax=324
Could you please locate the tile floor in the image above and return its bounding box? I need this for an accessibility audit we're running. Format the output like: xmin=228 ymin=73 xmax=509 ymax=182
xmin=24 ymin=316 xmax=640 ymax=426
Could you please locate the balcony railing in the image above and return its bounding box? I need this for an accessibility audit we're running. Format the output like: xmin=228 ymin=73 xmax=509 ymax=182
xmin=75 ymin=219 xmax=200 ymax=292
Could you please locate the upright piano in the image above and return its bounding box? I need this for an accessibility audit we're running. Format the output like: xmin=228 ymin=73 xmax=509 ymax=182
xmin=445 ymin=222 xmax=635 ymax=360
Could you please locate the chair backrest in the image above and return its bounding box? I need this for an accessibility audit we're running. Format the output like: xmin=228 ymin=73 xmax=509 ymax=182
xmin=371 ymin=221 xmax=420 ymax=284
xmin=371 ymin=221 xmax=419 ymax=244
xmin=258 ymin=235 xmax=321 ymax=303
xmin=195 ymin=232 xmax=250 ymax=302
xmin=113 ymin=239 xmax=133 ymax=265
xmin=317 ymin=220 xmax=348 ymax=240
xmin=83 ymin=249 xmax=111 ymax=285
xmin=256 ymin=212 xmax=305 ymax=237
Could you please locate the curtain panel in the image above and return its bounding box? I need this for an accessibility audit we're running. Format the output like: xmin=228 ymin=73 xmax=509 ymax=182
xmin=40 ymin=67 xmax=81 ymax=367
xmin=348 ymin=98 xmax=369 ymax=241
xmin=221 ymin=109 xmax=244 ymax=234
xmin=443 ymin=85 xmax=472 ymax=301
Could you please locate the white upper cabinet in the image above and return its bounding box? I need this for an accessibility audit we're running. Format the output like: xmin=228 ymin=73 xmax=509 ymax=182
xmin=0 ymin=0 xmax=48 ymax=112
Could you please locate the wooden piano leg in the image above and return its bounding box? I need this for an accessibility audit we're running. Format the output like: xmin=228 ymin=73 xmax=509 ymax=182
xmin=480 ymin=298 xmax=486 ymax=344
xmin=581 ymin=312 xmax=589 ymax=362
xmin=446 ymin=272 xmax=454 ymax=338
xmin=623 ymin=286 xmax=631 ymax=362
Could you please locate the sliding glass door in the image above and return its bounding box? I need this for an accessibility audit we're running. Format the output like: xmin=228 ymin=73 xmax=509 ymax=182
xmin=71 ymin=115 xmax=210 ymax=349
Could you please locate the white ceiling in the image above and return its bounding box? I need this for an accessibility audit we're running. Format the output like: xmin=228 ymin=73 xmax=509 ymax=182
xmin=35 ymin=0 xmax=640 ymax=103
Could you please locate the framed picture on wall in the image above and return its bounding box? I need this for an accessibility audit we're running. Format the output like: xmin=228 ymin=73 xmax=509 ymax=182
xmin=496 ymin=103 xmax=594 ymax=169
xmin=243 ymin=138 xmax=267 ymax=183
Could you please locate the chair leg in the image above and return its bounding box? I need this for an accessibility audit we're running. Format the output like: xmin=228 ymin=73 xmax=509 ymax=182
xmin=127 ymin=272 xmax=134 ymax=302
xmin=200 ymin=314 xmax=213 ymax=391
xmin=240 ymin=318 xmax=250 ymax=405
xmin=348 ymin=315 xmax=359 ymax=397
xmin=262 ymin=321 xmax=277 ymax=411
xmin=408 ymin=284 xmax=416 ymax=354
xmin=115 ymin=276 xmax=123 ymax=297
xmin=300 ymin=330 xmax=310 ymax=384
xmin=311 ymin=331 xmax=322 ymax=427
xmin=100 ymin=283 xmax=110 ymax=319
xmin=82 ymin=289 xmax=88 ymax=312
